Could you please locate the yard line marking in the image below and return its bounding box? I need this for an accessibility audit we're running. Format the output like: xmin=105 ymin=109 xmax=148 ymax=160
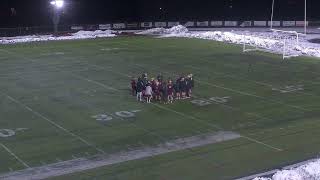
xmin=0 ymin=143 xmax=30 ymax=168
xmin=71 ymin=74 xmax=119 ymax=92
xmin=89 ymin=64 xmax=132 ymax=78
xmin=241 ymin=136 xmax=283 ymax=151
xmin=1 ymin=92 xmax=105 ymax=154
xmin=150 ymin=103 xmax=222 ymax=130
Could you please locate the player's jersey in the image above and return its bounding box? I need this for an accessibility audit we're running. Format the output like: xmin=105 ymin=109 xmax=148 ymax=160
xmin=167 ymin=84 xmax=174 ymax=95
xmin=131 ymin=80 xmax=136 ymax=89
xmin=145 ymin=86 xmax=152 ymax=95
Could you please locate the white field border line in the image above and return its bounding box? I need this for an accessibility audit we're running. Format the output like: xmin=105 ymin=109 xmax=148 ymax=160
xmin=186 ymin=65 xmax=320 ymax=99
xmin=0 ymin=131 xmax=240 ymax=180
xmin=0 ymin=92 xmax=105 ymax=154
xmin=133 ymin=63 xmax=310 ymax=112
xmin=81 ymin=65 xmax=282 ymax=152
xmin=0 ymin=143 xmax=30 ymax=168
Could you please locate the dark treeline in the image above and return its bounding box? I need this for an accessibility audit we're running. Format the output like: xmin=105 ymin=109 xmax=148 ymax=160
xmin=1 ymin=0 xmax=319 ymax=28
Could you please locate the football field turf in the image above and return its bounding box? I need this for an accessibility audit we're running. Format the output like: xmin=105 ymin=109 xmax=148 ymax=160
xmin=1 ymin=36 xmax=320 ymax=179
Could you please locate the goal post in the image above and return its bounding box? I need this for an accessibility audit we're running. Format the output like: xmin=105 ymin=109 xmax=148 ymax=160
xmin=242 ymin=29 xmax=303 ymax=60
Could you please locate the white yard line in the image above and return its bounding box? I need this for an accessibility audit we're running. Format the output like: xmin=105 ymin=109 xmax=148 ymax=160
xmin=0 ymin=92 xmax=105 ymax=154
xmin=241 ymin=136 xmax=283 ymax=151
xmin=0 ymin=143 xmax=30 ymax=168
xmin=150 ymin=103 xmax=222 ymax=130
xmin=71 ymin=73 xmax=119 ymax=92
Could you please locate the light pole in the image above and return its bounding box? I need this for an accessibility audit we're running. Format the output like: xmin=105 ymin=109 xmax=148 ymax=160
xmin=304 ymin=0 xmax=307 ymax=34
xmin=270 ymin=0 xmax=275 ymax=29
xmin=271 ymin=0 xmax=307 ymax=34
xmin=50 ymin=0 xmax=64 ymax=35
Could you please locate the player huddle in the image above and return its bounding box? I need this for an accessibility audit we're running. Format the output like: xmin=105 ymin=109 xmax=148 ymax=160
xmin=131 ymin=73 xmax=194 ymax=104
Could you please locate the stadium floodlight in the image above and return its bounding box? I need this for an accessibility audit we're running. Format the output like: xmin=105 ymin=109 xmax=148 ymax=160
xmin=50 ymin=0 xmax=64 ymax=9
xmin=50 ymin=0 xmax=65 ymax=35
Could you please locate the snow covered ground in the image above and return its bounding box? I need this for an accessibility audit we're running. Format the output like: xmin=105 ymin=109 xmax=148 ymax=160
xmin=0 ymin=30 xmax=116 ymax=44
xmin=253 ymin=159 xmax=320 ymax=180
xmin=138 ymin=25 xmax=320 ymax=58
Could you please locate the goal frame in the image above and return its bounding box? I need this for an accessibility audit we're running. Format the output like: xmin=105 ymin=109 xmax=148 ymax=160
xmin=242 ymin=29 xmax=303 ymax=60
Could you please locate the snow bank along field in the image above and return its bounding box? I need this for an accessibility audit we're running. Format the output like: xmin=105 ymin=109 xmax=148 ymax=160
xmin=1 ymin=26 xmax=320 ymax=180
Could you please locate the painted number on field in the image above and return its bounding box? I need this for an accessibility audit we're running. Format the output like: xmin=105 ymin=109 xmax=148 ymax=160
xmin=191 ymin=97 xmax=231 ymax=107
xmin=93 ymin=110 xmax=141 ymax=122
xmin=190 ymin=100 xmax=211 ymax=107
xmin=92 ymin=114 xmax=113 ymax=122
xmin=0 ymin=128 xmax=28 ymax=138
xmin=272 ymin=85 xmax=304 ymax=93
xmin=0 ymin=129 xmax=15 ymax=138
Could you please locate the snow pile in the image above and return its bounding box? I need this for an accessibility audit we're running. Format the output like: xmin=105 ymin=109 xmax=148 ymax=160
xmin=138 ymin=25 xmax=188 ymax=35
xmin=72 ymin=30 xmax=116 ymax=38
xmin=138 ymin=25 xmax=320 ymax=58
xmin=253 ymin=159 xmax=320 ymax=180
xmin=0 ymin=30 xmax=116 ymax=44
xmin=166 ymin=25 xmax=189 ymax=34
xmin=137 ymin=28 xmax=167 ymax=35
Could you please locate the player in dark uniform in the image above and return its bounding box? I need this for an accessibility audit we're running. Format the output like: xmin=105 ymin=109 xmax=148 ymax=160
xmin=167 ymin=80 xmax=174 ymax=103
xmin=154 ymin=80 xmax=161 ymax=101
xmin=142 ymin=73 xmax=148 ymax=86
xmin=136 ymin=77 xmax=144 ymax=102
xmin=161 ymin=82 xmax=168 ymax=104
xmin=175 ymin=77 xmax=181 ymax=99
xmin=188 ymin=74 xmax=194 ymax=97
xmin=157 ymin=73 xmax=163 ymax=83
xmin=131 ymin=78 xmax=137 ymax=96
xmin=185 ymin=74 xmax=193 ymax=98
xmin=180 ymin=77 xmax=187 ymax=99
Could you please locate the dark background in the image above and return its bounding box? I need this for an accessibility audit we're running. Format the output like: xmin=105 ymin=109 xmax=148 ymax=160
xmin=1 ymin=0 xmax=319 ymax=28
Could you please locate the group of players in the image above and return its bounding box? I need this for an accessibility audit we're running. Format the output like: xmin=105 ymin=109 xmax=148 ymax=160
xmin=131 ymin=73 xmax=194 ymax=104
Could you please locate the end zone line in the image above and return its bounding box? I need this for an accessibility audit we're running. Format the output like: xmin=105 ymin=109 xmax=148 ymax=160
xmin=1 ymin=92 xmax=105 ymax=154
xmin=0 ymin=143 xmax=30 ymax=168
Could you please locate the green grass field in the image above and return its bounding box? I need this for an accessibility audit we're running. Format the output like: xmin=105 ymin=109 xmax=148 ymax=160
xmin=1 ymin=36 xmax=320 ymax=180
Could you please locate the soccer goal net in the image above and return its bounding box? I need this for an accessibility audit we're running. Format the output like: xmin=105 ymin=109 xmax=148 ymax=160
xmin=242 ymin=29 xmax=303 ymax=60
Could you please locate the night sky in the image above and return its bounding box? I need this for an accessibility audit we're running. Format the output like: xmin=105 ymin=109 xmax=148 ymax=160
xmin=1 ymin=0 xmax=320 ymax=28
